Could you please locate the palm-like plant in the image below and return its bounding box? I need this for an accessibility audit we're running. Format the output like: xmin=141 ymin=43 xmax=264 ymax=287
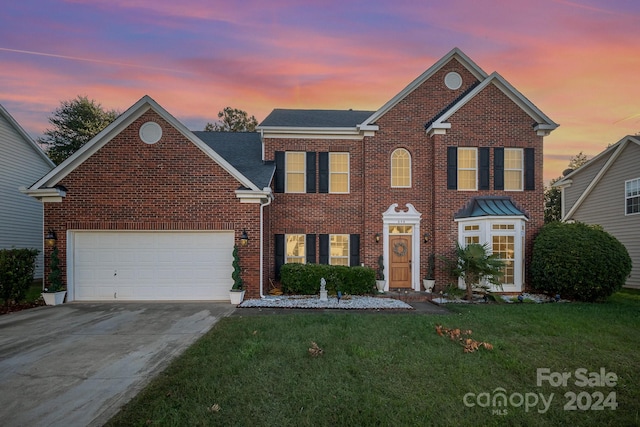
xmin=450 ymin=243 xmax=505 ymax=300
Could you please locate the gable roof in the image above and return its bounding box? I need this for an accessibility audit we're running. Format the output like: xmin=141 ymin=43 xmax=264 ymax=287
xmin=0 ymin=104 xmax=55 ymax=168
xmin=555 ymin=135 xmax=640 ymax=219
xmin=454 ymin=196 xmax=528 ymax=220
xmin=426 ymin=72 xmax=559 ymax=136
xmin=193 ymin=131 xmax=274 ymax=189
xmin=25 ymin=96 xmax=272 ymax=198
xmin=359 ymin=47 xmax=488 ymax=129
xmin=257 ymin=47 xmax=557 ymax=139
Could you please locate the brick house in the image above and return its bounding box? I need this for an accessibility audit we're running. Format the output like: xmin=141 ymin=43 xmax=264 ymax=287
xmin=260 ymin=48 xmax=557 ymax=294
xmin=25 ymin=48 xmax=557 ymax=301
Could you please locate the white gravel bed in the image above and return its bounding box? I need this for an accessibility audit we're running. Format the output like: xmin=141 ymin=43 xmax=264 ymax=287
xmin=239 ymin=295 xmax=414 ymax=310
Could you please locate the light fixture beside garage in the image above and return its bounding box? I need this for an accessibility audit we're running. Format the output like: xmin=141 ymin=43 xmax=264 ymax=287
xmin=45 ymin=229 xmax=57 ymax=247
xmin=240 ymin=230 xmax=249 ymax=246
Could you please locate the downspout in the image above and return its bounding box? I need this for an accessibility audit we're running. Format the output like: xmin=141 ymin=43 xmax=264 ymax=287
xmin=259 ymin=190 xmax=273 ymax=298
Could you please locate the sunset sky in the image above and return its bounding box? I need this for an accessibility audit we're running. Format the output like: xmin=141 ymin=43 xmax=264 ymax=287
xmin=1 ymin=0 xmax=639 ymax=182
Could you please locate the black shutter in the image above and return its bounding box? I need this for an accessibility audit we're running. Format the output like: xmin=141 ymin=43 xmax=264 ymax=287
xmin=319 ymin=234 xmax=329 ymax=264
xmin=349 ymin=234 xmax=360 ymax=267
xmin=274 ymin=151 xmax=285 ymax=193
xmin=479 ymin=148 xmax=490 ymax=190
xmin=306 ymin=234 xmax=316 ymax=264
xmin=306 ymin=152 xmax=316 ymax=193
xmin=494 ymin=148 xmax=504 ymax=190
xmin=319 ymin=152 xmax=329 ymax=193
xmin=275 ymin=234 xmax=284 ymax=278
xmin=447 ymin=147 xmax=457 ymax=190
xmin=524 ymin=148 xmax=535 ymax=190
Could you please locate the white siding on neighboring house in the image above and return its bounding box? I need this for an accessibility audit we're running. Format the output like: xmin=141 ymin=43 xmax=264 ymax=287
xmin=562 ymin=151 xmax=611 ymax=213
xmin=0 ymin=105 xmax=54 ymax=279
xmin=565 ymin=138 xmax=640 ymax=288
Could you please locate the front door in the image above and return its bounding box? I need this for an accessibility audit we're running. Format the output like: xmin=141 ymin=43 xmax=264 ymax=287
xmin=389 ymin=235 xmax=412 ymax=288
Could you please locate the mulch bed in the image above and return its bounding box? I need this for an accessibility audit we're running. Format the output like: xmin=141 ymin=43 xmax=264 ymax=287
xmin=0 ymin=300 xmax=46 ymax=315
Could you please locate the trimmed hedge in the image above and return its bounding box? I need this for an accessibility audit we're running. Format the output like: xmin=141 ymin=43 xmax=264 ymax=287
xmin=0 ymin=248 xmax=39 ymax=307
xmin=531 ymin=222 xmax=632 ymax=302
xmin=280 ymin=264 xmax=375 ymax=295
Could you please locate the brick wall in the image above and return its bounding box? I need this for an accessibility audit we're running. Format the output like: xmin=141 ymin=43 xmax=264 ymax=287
xmin=44 ymin=110 xmax=263 ymax=299
xmin=263 ymin=58 xmax=545 ymax=291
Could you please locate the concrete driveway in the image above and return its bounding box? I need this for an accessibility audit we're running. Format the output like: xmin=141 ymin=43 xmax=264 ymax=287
xmin=0 ymin=302 xmax=236 ymax=427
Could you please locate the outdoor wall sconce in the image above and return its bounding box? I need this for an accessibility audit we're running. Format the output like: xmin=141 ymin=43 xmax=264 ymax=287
xmin=423 ymin=233 xmax=430 ymax=243
xmin=375 ymin=233 xmax=380 ymax=243
xmin=45 ymin=229 xmax=57 ymax=247
xmin=240 ymin=229 xmax=249 ymax=246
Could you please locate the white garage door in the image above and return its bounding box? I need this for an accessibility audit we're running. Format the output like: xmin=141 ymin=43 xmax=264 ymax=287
xmin=72 ymin=231 xmax=234 ymax=301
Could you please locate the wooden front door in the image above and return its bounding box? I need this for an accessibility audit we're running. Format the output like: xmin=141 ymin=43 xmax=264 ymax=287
xmin=389 ymin=235 xmax=412 ymax=288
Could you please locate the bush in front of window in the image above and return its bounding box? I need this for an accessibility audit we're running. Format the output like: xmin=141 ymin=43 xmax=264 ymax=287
xmin=531 ymin=222 xmax=632 ymax=302
xmin=280 ymin=264 xmax=375 ymax=295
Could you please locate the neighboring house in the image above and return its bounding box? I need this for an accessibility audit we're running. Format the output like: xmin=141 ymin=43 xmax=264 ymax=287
xmin=0 ymin=104 xmax=55 ymax=279
xmin=24 ymin=48 xmax=557 ymax=301
xmin=554 ymin=135 xmax=640 ymax=288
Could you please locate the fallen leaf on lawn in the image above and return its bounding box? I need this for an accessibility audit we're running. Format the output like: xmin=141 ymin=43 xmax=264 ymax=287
xmin=308 ymin=341 xmax=324 ymax=357
xmin=208 ymin=403 xmax=221 ymax=413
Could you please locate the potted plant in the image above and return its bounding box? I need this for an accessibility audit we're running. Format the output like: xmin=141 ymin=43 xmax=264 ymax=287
xmin=446 ymin=243 xmax=505 ymax=301
xmin=229 ymin=245 xmax=245 ymax=304
xmin=42 ymin=246 xmax=66 ymax=305
xmin=423 ymin=253 xmax=436 ymax=292
xmin=375 ymin=254 xmax=385 ymax=293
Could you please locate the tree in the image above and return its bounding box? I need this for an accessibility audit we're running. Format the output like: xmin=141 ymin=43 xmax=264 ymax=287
xmin=544 ymin=152 xmax=590 ymax=223
xmin=39 ymin=96 xmax=119 ymax=164
xmin=567 ymin=152 xmax=589 ymax=170
xmin=204 ymin=107 xmax=257 ymax=132
xmin=544 ymin=177 xmax=563 ymax=223
xmin=447 ymin=243 xmax=505 ymax=301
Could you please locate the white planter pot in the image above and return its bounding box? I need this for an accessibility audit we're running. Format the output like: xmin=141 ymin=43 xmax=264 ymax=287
xmin=423 ymin=279 xmax=435 ymax=293
xmin=375 ymin=280 xmax=385 ymax=293
xmin=229 ymin=290 xmax=245 ymax=305
xmin=42 ymin=291 xmax=66 ymax=306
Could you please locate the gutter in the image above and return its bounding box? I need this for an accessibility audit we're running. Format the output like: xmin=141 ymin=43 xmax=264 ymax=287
xmin=259 ymin=189 xmax=273 ymax=298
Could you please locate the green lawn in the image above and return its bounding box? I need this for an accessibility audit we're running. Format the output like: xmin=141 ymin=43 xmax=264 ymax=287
xmin=107 ymin=290 xmax=640 ymax=426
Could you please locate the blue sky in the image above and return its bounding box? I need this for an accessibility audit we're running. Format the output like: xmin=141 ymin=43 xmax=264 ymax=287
xmin=1 ymin=0 xmax=639 ymax=180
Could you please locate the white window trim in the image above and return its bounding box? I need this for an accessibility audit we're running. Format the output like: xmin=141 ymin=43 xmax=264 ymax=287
xmin=329 ymin=152 xmax=350 ymax=194
xmin=329 ymin=234 xmax=350 ymax=265
xmin=285 ymin=234 xmax=306 ymax=264
xmin=504 ymin=148 xmax=524 ymax=192
xmin=456 ymin=216 xmax=526 ymax=292
xmin=458 ymin=147 xmax=477 ymax=191
xmin=285 ymin=152 xmax=305 ymax=194
xmin=391 ymin=148 xmax=412 ymax=188
xmin=625 ymin=177 xmax=640 ymax=216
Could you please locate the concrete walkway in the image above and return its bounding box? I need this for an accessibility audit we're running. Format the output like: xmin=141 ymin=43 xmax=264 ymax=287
xmin=0 ymin=302 xmax=235 ymax=427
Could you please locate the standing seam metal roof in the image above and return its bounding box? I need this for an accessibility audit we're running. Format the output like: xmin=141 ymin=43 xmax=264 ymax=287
xmin=454 ymin=196 xmax=528 ymax=219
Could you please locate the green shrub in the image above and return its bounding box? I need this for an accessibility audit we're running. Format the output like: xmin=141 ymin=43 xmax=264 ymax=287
xmin=0 ymin=248 xmax=40 ymax=307
xmin=47 ymin=246 xmax=63 ymax=292
xmin=280 ymin=264 xmax=375 ymax=295
xmin=531 ymin=222 xmax=632 ymax=301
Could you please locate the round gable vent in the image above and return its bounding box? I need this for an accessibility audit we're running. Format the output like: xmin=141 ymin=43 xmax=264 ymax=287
xmin=139 ymin=121 xmax=162 ymax=144
xmin=444 ymin=72 xmax=462 ymax=90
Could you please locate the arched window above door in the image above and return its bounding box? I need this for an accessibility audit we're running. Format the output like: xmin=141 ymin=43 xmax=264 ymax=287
xmin=391 ymin=148 xmax=411 ymax=188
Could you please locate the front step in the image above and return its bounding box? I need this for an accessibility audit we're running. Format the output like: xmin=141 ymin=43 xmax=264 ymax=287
xmin=377 ymin=290 xmax=435 ymax=303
